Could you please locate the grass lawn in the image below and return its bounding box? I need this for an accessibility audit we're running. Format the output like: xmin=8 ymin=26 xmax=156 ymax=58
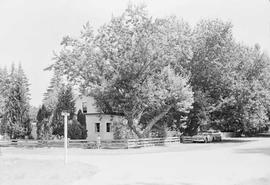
xmin=1 ymin=137 xmax=270 ymax=185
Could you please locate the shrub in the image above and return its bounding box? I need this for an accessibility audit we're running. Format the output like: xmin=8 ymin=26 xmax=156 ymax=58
xmin=68 ymin=120 xmax=87 ymax=139
xmin=113 ymin=122 xmax=137 ymax=139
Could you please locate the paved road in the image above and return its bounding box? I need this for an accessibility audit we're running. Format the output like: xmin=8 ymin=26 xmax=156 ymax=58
xmin=1 ymin=137 xmax=270 ymax=185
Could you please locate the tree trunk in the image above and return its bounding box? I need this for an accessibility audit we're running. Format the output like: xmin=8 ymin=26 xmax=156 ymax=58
xmin=127 ymin=118 xmax=143 ymax=138
xmin=142 ymin=105 xmax=172 ymax=137
xmin=126 ymin=106 xmax=172 ymax=138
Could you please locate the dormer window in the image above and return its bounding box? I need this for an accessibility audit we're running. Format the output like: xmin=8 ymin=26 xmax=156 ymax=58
xmin=82 ymin=102 xmax=87 ymax=113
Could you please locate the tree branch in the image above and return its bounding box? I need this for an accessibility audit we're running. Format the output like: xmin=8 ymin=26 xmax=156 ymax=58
xmin=127 ymin=118 xmax=143 ymax=138
xmin=142 ymin=105 xmax=172 ymax=137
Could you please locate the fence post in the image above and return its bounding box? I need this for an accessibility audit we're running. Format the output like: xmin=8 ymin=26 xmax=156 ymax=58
xmin=61 ymin=111 xmax=69 ymax=164
xmin=97 ymin=135 xmax=101 ymax=149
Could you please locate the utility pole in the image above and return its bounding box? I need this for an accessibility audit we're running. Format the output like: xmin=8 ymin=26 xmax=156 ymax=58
xmin=61 ymin=111 xmax=70 ymax=164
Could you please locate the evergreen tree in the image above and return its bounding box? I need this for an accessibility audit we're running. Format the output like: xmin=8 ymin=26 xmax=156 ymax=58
xmin=43 ymin=71 xmax=63 ymax=112
xmin=77 ymin=109 xmax=86 ymax=127
xmin=0 ymin=64 xmax=31 ymax=138
xmin=68 ymin=119 xmax=87 ymax=139
xmin=36 ymin=106 xmax=43 ymax=138
xmin=51 ymin=85 xmax=75 ymax=136
xmin=76 ymin=109 xmax=87 ymax=139
xmin=36 ymin=104 xmax=51 ymax=139
xmin=29 ymin=106 xmax=39 ymax=122
xmin=0 ymin=67 xmax=8 ymax=118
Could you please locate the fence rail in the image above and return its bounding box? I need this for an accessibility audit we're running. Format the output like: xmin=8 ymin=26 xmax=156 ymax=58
xmin=0 ymin=137 xmax=181 ymax=149
xmin=127 ymin=137 xmax=180 ymax=148
xmin=180 ymin=136 xmax=194 ymax=143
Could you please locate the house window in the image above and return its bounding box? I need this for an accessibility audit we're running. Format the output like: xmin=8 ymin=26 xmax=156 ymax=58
xmin=95 ymin=123 xmax=100 ymax=133
xmin=106 ymin=123 xmax=112 ymax=132
xmin=82 ymin=102 xmax=87 ymax=113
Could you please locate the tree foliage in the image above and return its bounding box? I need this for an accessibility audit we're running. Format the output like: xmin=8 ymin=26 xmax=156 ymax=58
xmin=183 ymin=20 xmax=270 ymax=135
xmin=210 ymin=45 xmax=270 ymax=134
xmin=50 ymin=5 xmax=194 ymax=138
xmin=48 ymin=4 xmax=270 ymax=137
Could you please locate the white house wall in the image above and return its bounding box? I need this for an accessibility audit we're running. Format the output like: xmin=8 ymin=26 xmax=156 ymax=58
xmin=86 ymin=114 xmax=123 ymax=141
xmin=74 ymin=95 xmax=124 ymax=141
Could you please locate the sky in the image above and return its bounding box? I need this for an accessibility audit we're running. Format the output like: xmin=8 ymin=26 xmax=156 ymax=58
xmin=0 ymin=0 xmax=270 ymax=107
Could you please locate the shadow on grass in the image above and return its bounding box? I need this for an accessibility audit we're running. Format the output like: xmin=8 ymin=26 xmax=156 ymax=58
xmin=240 ymin=176 xmax=270 ymax=185
xmin=219 ymin=138 xmax=254 ymax=144
xmin=255 ymin=133 xmax=270 ymax=137
xmin=236 ymin=147 xmax=270 ymax=156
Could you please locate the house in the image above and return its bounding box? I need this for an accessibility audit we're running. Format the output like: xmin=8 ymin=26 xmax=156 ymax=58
xmin=75 ymin=95 xmax=124 ymax=141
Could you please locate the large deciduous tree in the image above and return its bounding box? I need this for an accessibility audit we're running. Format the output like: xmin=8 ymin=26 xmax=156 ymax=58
xmin=50 ymin=5 xmax=194 ymax=138
xmin=211 ymin=44 xmax=270 ymax=134
xmin=180 ymin=19 xmax=235 ymax=134
xmin=183 ymin=19 xmax=270 ymax=134
xmin=48 ymin=5 xmax=270 ymax=137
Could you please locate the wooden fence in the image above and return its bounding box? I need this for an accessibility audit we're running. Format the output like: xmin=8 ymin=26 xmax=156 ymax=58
xmin=0 ymin=137 xmax=181 ymax=149
xmin=180 ymin=136 xmax=194 ymax=143
xmin=127 ymin=137 xmax=180 ymax=148
xmin=95 ymin=137 xmax=180 ymax=149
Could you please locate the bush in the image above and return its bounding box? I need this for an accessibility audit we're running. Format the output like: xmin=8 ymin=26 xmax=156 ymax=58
xmin=68 ymin=120 xmax=87 ymax=139
xmin=113 ymin=122 xmax=137 ymax=139
xmin=38 ymin=119 xmax=52 ymax=140
xmin=77 ymin=109 xmax=86 ymax=127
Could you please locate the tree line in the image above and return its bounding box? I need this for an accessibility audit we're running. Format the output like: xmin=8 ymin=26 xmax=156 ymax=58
xmin=1 ymin=5 xmax=269 ymax=139
xmin=0 ymin=64 xmax=87 ymax=139
xmin=49 ymin=5 xmax=270 ymax=138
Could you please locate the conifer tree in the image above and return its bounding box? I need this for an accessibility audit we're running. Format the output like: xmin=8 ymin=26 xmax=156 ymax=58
xmin=0 ymin=67 xmax=8 ymax=118
xmin=76 ymin=109 xmax=87 ymax=139
xmin=0 ymin=64 xmax=31 ymax=138
xmin=36 ymin=104 xmax=51 ymax=139
xmin=77 ymin=109 xmax=86 ymax=127
xmin=51 ymin=85 xmax=75 ymax=136
xmin=43 ymin=71 xmax=63 ymax=112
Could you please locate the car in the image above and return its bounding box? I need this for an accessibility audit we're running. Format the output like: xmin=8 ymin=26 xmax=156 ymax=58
xmin=192 ymin=132 xmax=214 ymax=143
xmin=206 ymin=129 xmax=222 ymax=142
